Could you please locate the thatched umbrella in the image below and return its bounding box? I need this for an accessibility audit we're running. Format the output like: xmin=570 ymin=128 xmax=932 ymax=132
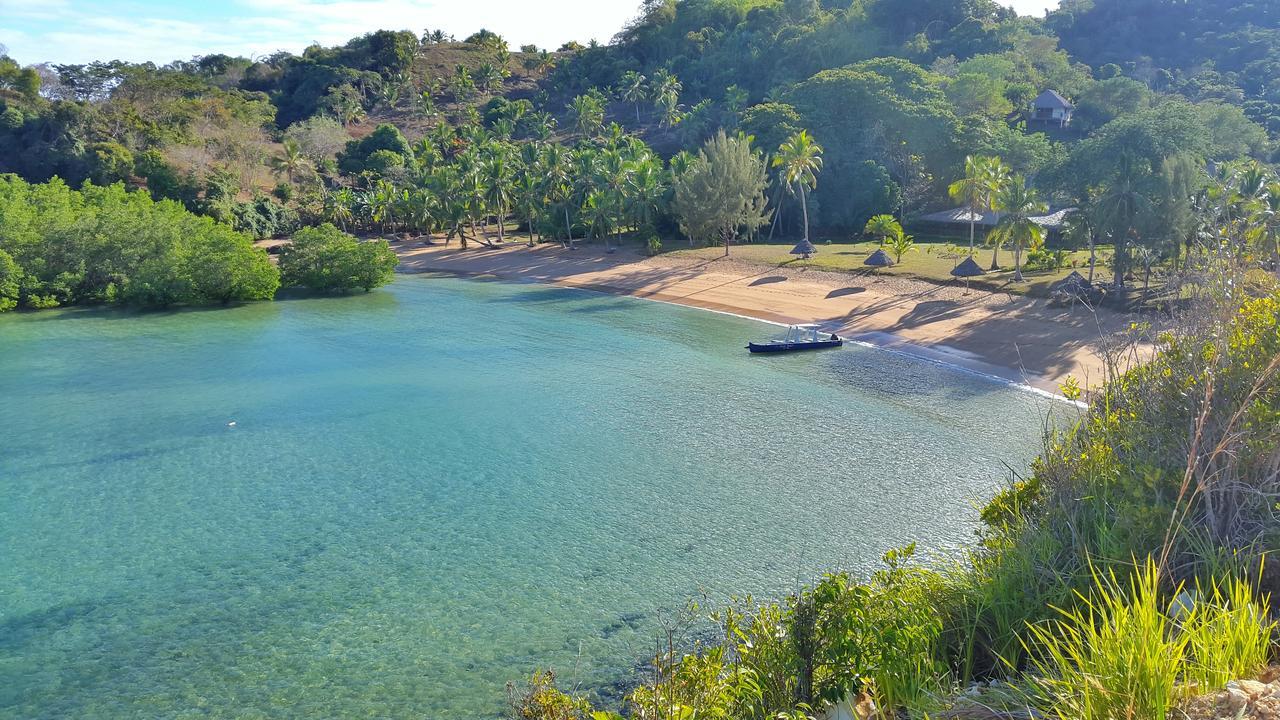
xmin=790 ymin=238 xmax=817 ymax=259
xmin=950 ymin=255 xmax=986 ymax=293
xmin=864 ymin=248 xmax=894 ymax=267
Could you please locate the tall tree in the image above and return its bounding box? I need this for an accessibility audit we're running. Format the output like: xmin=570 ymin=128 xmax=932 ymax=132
xmin=948 ymin=155 xmax=991 ymax=257
xmin=982 ymin=157 xmax=1012 ymax=270
xmin=773 ymin=130 xmax=824 ymax=247
xmin=1096 ymin=152 xmax=1154 ymax=287
xmin=617 ymin=71 xmax=648 ymax=125
xmin=672 ymin=131 xmax=771 ymax=257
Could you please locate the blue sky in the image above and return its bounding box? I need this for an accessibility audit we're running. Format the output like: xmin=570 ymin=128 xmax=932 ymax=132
xmin=0 ymin=0 xmax=1060 ymax=66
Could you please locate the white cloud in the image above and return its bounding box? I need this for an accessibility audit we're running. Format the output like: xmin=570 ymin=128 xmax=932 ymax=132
xmin=3 ymin=0 xmax=638 ymax=64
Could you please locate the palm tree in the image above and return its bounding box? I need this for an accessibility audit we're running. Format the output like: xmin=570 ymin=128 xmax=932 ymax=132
xmin=541 ymin=143 xmax=576 ymax=249
xmin=571 ymin=148 xmax=601 ymax=243
xmin=483 ymin=148 xmax=514 ymax=244
xmin=772 ymin=130 xmax=824 ymax=246
xmin=989 ymin=175 xmax=1048 ymax=282
xmin=1062 ymin=204 xmax=1102 ymax=283
xmin=863 ymin=214 xmax=903 ymax=246
xmin=982 ymin=157 xmax=1011 ymax=269
xmin=569 ymin=93 xmax=604 ymax=138
xmin=617 ymin=70 xmax=647 ymax=124
xmin=948 ymin=155 xmax=990 ymax=257
xmin=326 ymin=187 xmax=355 ymax=232
xmin=1096 ymin=152 xmax=1153 ymax=287
xmin=514 ymin=171 xmax=542 ymax=247
xmin=580 ymin=191 xmax=611 ymax=243
xmin=627 ymin=158 xmax=665 ymax=232
xmin=650 ymin=69 xmax=681 ymax=125
xmin=531 ymin=50 xmax=555 ymax=75
xmin=271 ymin=139 xmax=311 ymax=184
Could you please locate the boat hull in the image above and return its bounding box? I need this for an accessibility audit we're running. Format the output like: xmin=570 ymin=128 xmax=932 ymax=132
xmin=747 ymin=339 xmax=843 ymax=354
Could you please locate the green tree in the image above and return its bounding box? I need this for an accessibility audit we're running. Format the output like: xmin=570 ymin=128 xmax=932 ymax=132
xmin=271 ymin=139 xmax=312 ymax=184
xmin=989 ymin=175 xmax=1047 ymax=282
xmin=279 ymin=223 xmax=398 ymax=293
xmin=672 ymin=130 xmax=771 ymax=256
xmin=0 ymin=247 xmax=19 ymax=311
xmin=569 ymin=93 xmax=604 ymax=138
xmin=616 ymin=70 xmax=648 ymax=124
xmin=948 ymin=155 xmax=993 ymax=257
xmin=863 ymin=214 xmax=903 ymax=246
xmin=773 ymin=130 xmax=823 ymax=246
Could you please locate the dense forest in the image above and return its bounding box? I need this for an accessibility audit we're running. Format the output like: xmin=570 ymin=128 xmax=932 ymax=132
xmin=0 ymin=0 xmax=1278 ymax=308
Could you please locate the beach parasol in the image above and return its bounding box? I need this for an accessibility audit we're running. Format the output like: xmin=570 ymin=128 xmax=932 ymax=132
xmin=864 ymin=248 xmax=894 ymax=267
xmin=790 ymin=238 xmax=817 ymax=259
xmin=950 ymin=255 xmax=986 ymax=293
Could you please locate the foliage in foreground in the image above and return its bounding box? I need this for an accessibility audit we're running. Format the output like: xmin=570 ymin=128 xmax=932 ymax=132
xmin=511 ymin=282 xmax=1280 ymax=720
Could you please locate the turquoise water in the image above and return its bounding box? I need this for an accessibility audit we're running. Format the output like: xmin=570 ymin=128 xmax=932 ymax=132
xmin=0 ymin=276 xmax=1054 ymax=719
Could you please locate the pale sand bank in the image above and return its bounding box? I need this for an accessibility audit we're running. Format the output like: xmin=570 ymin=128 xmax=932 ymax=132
xmin=396 ymin=242 xmax=1139 ymax=394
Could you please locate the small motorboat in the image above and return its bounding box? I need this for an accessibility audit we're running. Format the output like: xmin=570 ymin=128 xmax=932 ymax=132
xmin=747 ymin=324 xmax=843 ymax=353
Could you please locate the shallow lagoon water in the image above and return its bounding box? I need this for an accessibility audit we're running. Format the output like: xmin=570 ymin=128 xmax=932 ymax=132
xmin=0 ymin=276 xmax=1056 ymax=718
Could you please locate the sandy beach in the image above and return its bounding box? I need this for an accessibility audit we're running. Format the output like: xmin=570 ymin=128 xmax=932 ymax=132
xmin=396 ymin=241 xmax=1140 ymax=394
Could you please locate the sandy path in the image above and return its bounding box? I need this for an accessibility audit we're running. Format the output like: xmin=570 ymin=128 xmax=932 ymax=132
xmin=395 ymin=241 xmax=1136 ymax=394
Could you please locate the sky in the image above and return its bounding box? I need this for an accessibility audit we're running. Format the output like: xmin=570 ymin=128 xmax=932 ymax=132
xmin=0 ymin=0 xmax=1061 ymax=66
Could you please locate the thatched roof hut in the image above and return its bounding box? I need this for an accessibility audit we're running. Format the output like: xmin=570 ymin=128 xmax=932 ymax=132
xmin=864 ymin=249 xmax=894 ymax=267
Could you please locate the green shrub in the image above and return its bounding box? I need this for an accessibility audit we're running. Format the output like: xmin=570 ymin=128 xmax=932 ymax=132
xmin=505 ymin=670 xmax=592 ymax=720
xmin=279 ymin=223 xmax=398 ymax=293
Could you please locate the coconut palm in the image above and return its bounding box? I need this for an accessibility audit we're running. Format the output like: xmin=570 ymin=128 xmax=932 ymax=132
xmin=513 ymin=170 xmax=542 ymax=247
xmin=569 ymin=93 xmax=604 ymax=138
xmin=650 ymin=69 xmax=682 ymax=124
xmin=627 ymin=158 xmax=666 ymax=232
xmin=1096 ymin=152 xmax=1154 ymax=287
xmin=326 ymin=187 xmax=355 ymax=232
xmin=989 ymin=175 xmax=1048 ymax=282
xmin=483 ymin=149 xmax=514 ymax=244
xmin=271 ymin=139 xmax=312 ymax=184
xmin=863 ymin=214 xmax=903 ymax=246
xmin=617 ymin=70 xmax=647 ymax=124
xmin=886 ymin=230 xmax=916 ymax=263
xmin=948 ymin=155 xmax=991 ymax=256
xmin=1063 ymin=201 xmax=1106 ymax=283
xmin=772 ymin=130 xmax=823 ymax=246
xmin=541 ymin=143 xmax=576 ymax=249
xmin=982 ymin=156 xmax=1012 ymax=269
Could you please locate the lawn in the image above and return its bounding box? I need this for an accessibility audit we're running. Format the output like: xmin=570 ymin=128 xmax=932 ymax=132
xmin=664 ymin=237 xmax=1118 ymax=297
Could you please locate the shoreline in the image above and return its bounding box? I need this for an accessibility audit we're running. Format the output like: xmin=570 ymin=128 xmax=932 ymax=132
xmin=395 ymin=242 xmax=1138 ymax=396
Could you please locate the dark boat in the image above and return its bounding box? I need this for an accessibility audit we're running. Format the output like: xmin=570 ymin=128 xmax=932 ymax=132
xmin=747 ymin=324 xmax=844 ymax=353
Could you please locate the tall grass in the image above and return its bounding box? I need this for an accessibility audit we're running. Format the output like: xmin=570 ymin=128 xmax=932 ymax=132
xmin=1021 ymin=559 xmax=1186 ymax=720
xmin=1182 ymin=573 xmax=1276 ymax=694
xmin=1019 ymin=558 xmax=1278 ymax=720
